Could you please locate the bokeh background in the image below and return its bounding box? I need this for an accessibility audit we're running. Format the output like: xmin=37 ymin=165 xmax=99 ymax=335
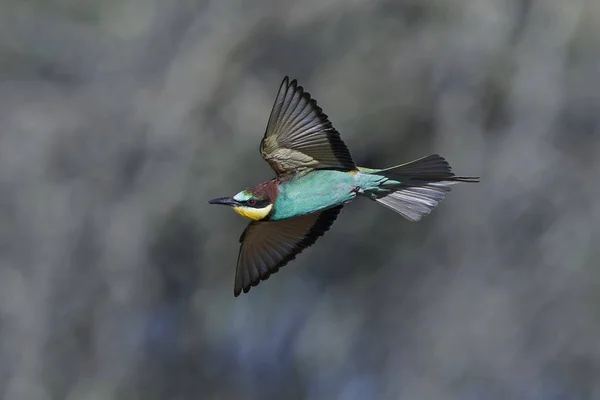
xmin=2 ymin=0 xmax=600 ymax=399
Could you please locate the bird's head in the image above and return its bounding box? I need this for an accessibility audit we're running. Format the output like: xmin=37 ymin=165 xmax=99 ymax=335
xmin=208 ymin=188 xmax=274 ymax=221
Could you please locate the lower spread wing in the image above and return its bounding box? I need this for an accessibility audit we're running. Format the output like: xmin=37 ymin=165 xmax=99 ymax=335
xmin=260 ymin=77 xmax=356 ymax=176
xmin=234 ymin=205 xmax=343 ymax=296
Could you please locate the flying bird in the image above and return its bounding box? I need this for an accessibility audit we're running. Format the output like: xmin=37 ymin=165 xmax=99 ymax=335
xmin=209 ymin=76 xmax=479 ymax=296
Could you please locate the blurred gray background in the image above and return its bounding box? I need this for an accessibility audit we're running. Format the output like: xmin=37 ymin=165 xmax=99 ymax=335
xmin=1 ymin=0 xmax=600 ymax=399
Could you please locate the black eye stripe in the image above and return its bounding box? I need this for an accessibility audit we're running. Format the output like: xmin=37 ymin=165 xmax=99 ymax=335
xmin=245 ymin=199 xmax=269 ymax=208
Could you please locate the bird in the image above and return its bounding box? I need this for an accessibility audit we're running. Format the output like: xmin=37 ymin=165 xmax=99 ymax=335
xmin=208 ymin=76 xmax=479 ymax=296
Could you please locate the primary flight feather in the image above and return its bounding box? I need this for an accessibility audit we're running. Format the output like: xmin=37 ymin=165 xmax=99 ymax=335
xmin=208 ymin=77 xmax=479 ymax=296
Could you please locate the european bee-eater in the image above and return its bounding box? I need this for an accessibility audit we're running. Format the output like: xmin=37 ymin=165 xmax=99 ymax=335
xmin=209 ymin=76 xmax=479 ymax=296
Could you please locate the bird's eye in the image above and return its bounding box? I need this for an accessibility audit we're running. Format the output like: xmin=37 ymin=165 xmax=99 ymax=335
xmin=247 ymin=199 xmax=257 ymax=206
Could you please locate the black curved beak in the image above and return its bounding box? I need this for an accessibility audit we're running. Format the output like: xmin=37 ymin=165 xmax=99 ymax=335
xmin=207 ymin=197 xmax=240 ymax=207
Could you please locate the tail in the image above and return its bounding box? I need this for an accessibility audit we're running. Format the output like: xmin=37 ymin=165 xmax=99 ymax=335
xmin=359 ymin=154 xmax=479 ymax=222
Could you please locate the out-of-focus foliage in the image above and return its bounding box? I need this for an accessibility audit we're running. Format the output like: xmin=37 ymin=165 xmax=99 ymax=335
xmin=1 ymin=0 xmax=600 ymax=399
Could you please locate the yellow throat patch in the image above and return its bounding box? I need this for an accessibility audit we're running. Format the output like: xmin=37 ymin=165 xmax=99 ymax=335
xmin=233 ymin=204 xmax=273 ymax=221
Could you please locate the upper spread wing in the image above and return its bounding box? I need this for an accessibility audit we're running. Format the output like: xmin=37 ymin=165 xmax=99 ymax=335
xmin=260 ymin=77 xmax=356 ymax=176
xmin=233 ymin=205 xmax=343 ymax=296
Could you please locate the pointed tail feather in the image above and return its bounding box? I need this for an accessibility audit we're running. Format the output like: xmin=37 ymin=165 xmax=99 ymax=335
xmin=361 ymin=154 xmax=479 ymax=222
xmin=373 ymin=154 xmax=479 ymax=182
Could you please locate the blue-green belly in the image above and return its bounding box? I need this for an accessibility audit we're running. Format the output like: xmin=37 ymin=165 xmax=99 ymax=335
xmin=271 ymin=170 xmax=383 ymax=220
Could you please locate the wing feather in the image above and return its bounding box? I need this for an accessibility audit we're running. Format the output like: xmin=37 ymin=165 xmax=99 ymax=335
xmin=260 ymin=77 xmax=356 ymax=176
xmin=233 ymin=205 xmax=343 ymax=296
